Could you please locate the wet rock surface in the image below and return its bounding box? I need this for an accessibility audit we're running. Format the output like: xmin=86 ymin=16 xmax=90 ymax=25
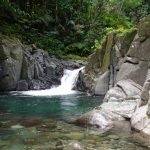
xmin=0 ymin=36 xmax=85 ymax=91
xmin=0 ymin=116 xmax=149 ymax=150
xmin=74 ymin=16 xmax=150 ymax=137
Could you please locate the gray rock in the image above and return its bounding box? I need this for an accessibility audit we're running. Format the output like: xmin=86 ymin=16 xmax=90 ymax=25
xmin=75 ymin=68 xmax=96 ymax=93
xmin=73 ymin=69 xmax=87 ymax=92
xmin=16 ymin=80 xmax=28 ymax=91
xmin=62 ymin=59 xmax=86 ymax=70
xmin=34 ymin=62 xmax=45 ymax=79
xmin=127 ymin=34 xmax=141 ymax=59
xmin=147 ymin=92 xmax=150 ymax=118
xmin=116 ymin=61 xmax=148 ymax=86
xmin=29 ymin=79 xmax=41 ymax=90
xmin=127 ymin=35 xmax=150 ymax=61
xmin=101 ymin=99 xmax=141 ymax=119
xmin=147 ymin=98 xmax=150 ymax=118
xmin=138 ymin=16 xmax=150 ymax=39
xmin=72 ymin=109 xmax=113 ymax=129
xmin=0 ymin=38 xmax=23 ymax=91
xmin=131 ymin=105 xmax=150 ymax=135
xmin=94 ymin=71 xmax=110 ymax=95
xmin=138 ymin=38 xmax=150 ymax=61
xmin=104 ymin=80 xmax=142 ymax=102
xmin=73 ymin=97 xmax=141 ymax=130
xmin=21 ymin=50 xmax=34 ymax=80
xmin=108 ymin=135 xmax=119 ymax=140
xmin=116 ymin=80 xmax=142 ymax=97
xmin=103 ymin=87 xmax=126 ymax=102
xmin=64 ymin=141 xmax=84 ymax=150
xmin=125 ymin=57 xmax=139 ymax=64
xmin=141 ymin=79 xmax=150 ymax=105
xmin=29 ymin=79 xmax=51 ymax=90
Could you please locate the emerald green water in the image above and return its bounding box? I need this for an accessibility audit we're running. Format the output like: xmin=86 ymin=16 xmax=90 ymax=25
xmin=0 ymin=94 xmax=100 ymax=118
xmin=0 ymin=94 xmax=149 ymax=150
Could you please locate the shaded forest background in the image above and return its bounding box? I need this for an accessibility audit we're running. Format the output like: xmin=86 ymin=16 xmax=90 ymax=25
xmin=0 ymin=0 xmax=150 ymax=59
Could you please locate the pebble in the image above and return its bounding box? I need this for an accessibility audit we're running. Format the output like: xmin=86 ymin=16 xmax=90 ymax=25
xmin=11 ymin=124 xmax=24 ymax=129
xmin=108 ymin=135 xmax=120 ymax=140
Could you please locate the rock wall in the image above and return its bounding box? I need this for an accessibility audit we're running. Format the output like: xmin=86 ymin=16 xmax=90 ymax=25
xmin=76 ymin=29 xmax=136 ymax=95
xmin=0 ymin=35 xmax=85 ymax=91
xmin=74 ymin=16 xmax=150 ymax=136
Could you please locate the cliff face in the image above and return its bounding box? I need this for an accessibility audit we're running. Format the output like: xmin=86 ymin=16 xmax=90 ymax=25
xmin=0 ymin=35 xmax=84 ymax=91
xmin=74 ymin=16 xmax=150 ymax=136
xmin=76 ymin=29 xmax=137 ymax=95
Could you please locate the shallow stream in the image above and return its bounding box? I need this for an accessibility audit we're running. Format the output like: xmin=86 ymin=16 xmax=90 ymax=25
xmin=0 ymin=94 xmax=149 ymax=150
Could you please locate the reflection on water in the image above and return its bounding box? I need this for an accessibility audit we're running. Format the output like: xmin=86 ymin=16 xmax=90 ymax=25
xmin=0 ymin=94 xmax=149 ymax=150
xmin=0 ymin=94 xmax=101 ymax=117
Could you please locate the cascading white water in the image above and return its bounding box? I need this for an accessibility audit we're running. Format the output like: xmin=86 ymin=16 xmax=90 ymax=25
xmin=21 ymin=67 xmax=83 ymax=96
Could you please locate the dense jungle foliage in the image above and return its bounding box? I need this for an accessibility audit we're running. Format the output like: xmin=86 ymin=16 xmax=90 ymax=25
xmin=0 ymin=0 xmax=150 ymax=58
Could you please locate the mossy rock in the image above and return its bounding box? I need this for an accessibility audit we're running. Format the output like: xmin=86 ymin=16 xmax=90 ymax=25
xmin=10 ymin=50 xmax=22 ymax=61
xmin=115 ymin=28 xmax=137 ymax=57
xmin=138 ymin=15 xmax=150 ymax=39
xmin=0 ymin=44 xmax=8 ymax=63
xmin=0 ymin=35 xmax=23 ymax=63
xmin=101 ymin=32 xmax=115 ymax=72
xmin=0 ymin=35 xmax=23 ymax=91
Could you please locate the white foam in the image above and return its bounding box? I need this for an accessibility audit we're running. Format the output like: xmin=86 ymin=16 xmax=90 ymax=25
xmin=21 ymin=67 xmax=84 ymax=96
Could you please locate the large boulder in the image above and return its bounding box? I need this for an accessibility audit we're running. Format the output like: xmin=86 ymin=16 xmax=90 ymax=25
xmin=100 ymin=99 xmax=141 ymax=119
xmin=147 ymin=92 xmax=150 ymax=118
xmin=138 ymin=16 xmax=150 ymax=39
xmin=0 ymin=37 xmax=23 ymax=91
xmin=104 ymin=80 xmax=142 ymax=102
xmin=21 ymin=48 xmax=64 ymax=90
xmin=127 ymin=37 xmax=150 ymax=61
xmin=16 ymin=80 xmax=28 ymax=91
xmin=21 ymin=48 xmax=34 ymax=80
xmin=116 ymin=61 xmax=148 ymax=86
xmin=131 ymin=105 xmax=150 ymax=135
xmin=94 ymin=71 xmax=110 ymax=95
xmin=141 ymin=79 xmax=150 ymax=105
xmin=29 ymin=79 xmax=51 ymax=90
xmin=73 ymin=98 xmax=141 ymax=130
xmin=72 ymin=109 xmax=113 ymax=129
xmin=75 ymin=29 xmax=136 ymax=95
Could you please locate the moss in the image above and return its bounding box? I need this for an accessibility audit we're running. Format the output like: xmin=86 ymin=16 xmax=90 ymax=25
xmin=115 ymin=28 xmax=137 ymax=57
xmin=0 ymin=45 xmax=8 ymax=63
xmin=116 ymin=28 xmax=137 ymax=37
xmin=138 ymin=16 xmax=150 ymax=38
xmin=101 ymin=33 xmax=114 ymax=72
xmin=10 ymin=51 xmax=22 ymax=61
xmin=62 ymin=54 xmax=87 ymax=61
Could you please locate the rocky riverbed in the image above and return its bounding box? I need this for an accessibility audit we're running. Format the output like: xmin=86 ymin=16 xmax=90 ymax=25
xmin=0 ymin=111 xmax=149 ymax=150
xmin=74 ymin=16 xmax=150 ymax=137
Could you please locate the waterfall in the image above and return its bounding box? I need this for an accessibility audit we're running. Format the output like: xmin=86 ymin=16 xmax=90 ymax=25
xmin=21 ymin=67 xmax=83 ymax=96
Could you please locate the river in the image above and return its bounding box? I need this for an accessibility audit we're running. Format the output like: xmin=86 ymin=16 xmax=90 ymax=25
xmin=0 ymin=68 xmax=149 ymax=150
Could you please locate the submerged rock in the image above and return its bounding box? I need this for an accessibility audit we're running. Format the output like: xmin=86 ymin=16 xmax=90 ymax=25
xmin=36 ymin=123 xmax=57 ymax=132
xmin=11 ymin=124 xmax=24 ymax=129
xmin=20 ymin=117 xmax=43 ymax=127
xmin=72 ymin=109 xmax=113 ymax=129
xmin=64 ymin=141 xmax=84 ymax=150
